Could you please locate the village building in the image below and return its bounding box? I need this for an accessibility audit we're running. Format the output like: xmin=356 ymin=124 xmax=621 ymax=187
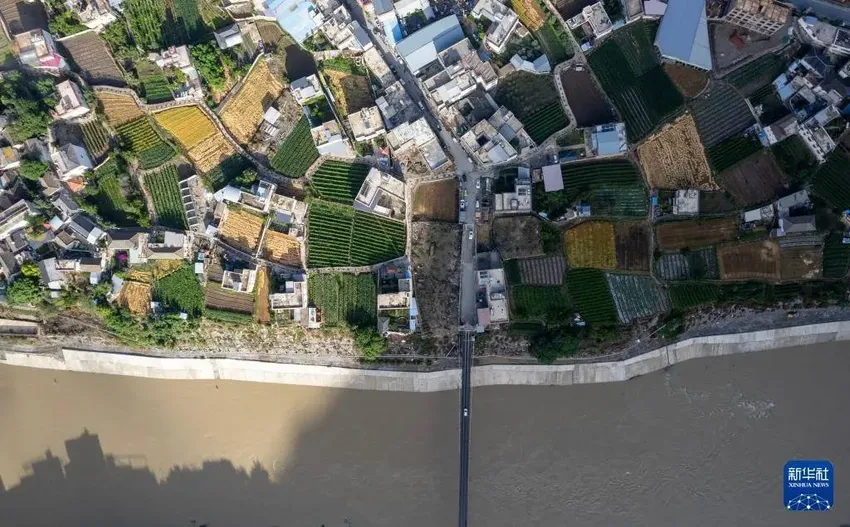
xmin=475 ymin=252 xmax=508 ymax=330
xmin=0 ymin=147 xmax=20 ymax=171
xmin=386 ymin=117 xmax=448 ymax=169
xmin=0 ymin=199 xmax=37 ymax=239
xmin=53 ymin=80 xmax=90 ymax=120
xmin=311 ymin=120 xmax=353 ymax=156
xmin=376 ymin=259 xmax=418 ymax=335
xmin=213 ymin=179 xmax=277 ymax=214
xmin=65 ymin=0 xmax=116 ymax=30
xmin=654 ymin=0 xmax=712 ymax=70
xmin=50 ymin=143 xmax=93 ymax=180
xmin=290 ymin=75 xmax=323 ymax=104
xmin=471 ymin=0 xmax=522 ymax=54
xmin=353 ymin=168 xmax=406 ymax=219
xmin=213 ymin=25 xmax=243 ymax=49
xmin=14 ymin=30 xmax=66 ymax=70
xmin=348 ymin=106 xmax=386 ymax=142
xmin=589 ymin=122 xmax=627 ymax=156
xmin=720 ymin=0 xmax=790 ymax=36
xmin=313 ymin=0 xmax=373 ymax=51
xmin=567 ymin=1 xmax=614 ymax=38
xmin=493 ymin=166 xmax=531 ymax=213
xmin=269 ymin=273 xmax=320 ymax=328
xmin=363 ymin=47 xmax=395 ymax=87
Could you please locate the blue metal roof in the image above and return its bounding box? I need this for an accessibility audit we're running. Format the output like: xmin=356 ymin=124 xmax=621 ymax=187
xmin=264 ymin=0 xmax=317 ymax=43
xmin=383 ymin=18 xmax=403 ymax=45
xmin=655 ymin=0 xmax=712 ymax=70
xmin=396 ymin=16 xmax=464 ymax=72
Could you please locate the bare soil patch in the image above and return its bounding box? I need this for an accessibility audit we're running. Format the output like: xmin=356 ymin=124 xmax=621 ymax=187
xmin=325 ymin=70 xmax=372 ymax=115
xmin=492 ymin=215 xmax=544 ymax=260
xmin=410 ymin=222 xmax=461 ymax=348
xmin=780 ymin=246 xmax=823 ymax=281
xmin=638 ymin=115 xmax=715 ymax=190
xmin=718 ymin=241 xmax=780 ymax=281
xmin=717 ymin=150 xmax=787 ymax=206
xmin=663 ymin=63 xmax=708 ymax=98
xmin=413 ymin=178 xmax=458 ymax=222
xmin=615 ymin=223 xmax=650 ymax=271
xmin=656 ymin=216 xmax=739 ymax=250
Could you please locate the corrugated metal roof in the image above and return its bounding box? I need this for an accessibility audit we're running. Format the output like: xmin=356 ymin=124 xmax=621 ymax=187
xmin=396 ymin=16 xmax=464 ymax=72
xmin=655 ymin=0 xmax=712 ymax=70
xmin=265 ymin=0 xmax=317 ymax=43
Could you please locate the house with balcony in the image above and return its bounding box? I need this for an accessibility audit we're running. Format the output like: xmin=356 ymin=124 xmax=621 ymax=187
xmin=14 ymin=30 xmax=67 ymax=70
xmin=471 ymin=0 xmax=522 ymax=54
xmin=54 ymin=80 xmax=90 ymax=120
xmin=213 ymin=179 xmax=277 ymax=214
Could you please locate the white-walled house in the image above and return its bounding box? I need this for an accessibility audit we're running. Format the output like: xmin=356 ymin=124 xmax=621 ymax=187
xmin=51 ymin=143 xmax=93 ymax=180
xmin=54 ymin=80 xmax=90 ymax=120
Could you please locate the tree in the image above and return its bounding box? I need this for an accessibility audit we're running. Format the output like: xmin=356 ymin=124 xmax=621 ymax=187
xmin=6 ymin=276 xmax=43 ymax=305
xmin=353 ymin=326 xmax=387 ymax=361
xmin=101 ymin=18 xmax=141 ymax=60
xmin=190 ymin=43 xmax=227 ymax=91
xmin=20 ymin=261 xmax=40 ymax=279
xmin=530 ymin=330 xmax=579 ymax=364
xmin=19 ymin=159 xmax=49 ymax=181
xmin=234 ymin=168 xmax=258 ymax=187
xmin=0 ymin=72 xmax=55 ymax=142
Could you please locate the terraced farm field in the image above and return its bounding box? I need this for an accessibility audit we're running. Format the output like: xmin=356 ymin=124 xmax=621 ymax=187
xmin=637 ymin=114 xmax=714 ymax=189
xmin=220 ymin=61 xmax=285 ymax=143
xmin=669 ymin=282 xmax=720 ymax=309
xmin=655 ymin=248 xmax=719 ymax=280
xmin=139 ymin=63 xmax=173 ymax=103
xmin=689 ymin=82 xmax=755 ymax=148
xmin=822 ymin=233 xmax=850 ymax=278
xmin=308 ymin=272 xmax=377 ymax=327
xmin=144 ymin=165 xmax=187 ymax=229
xmin=517 ymin=256 xmax=567 ymax=285
xmin=187 ymin=134 xmax=237 ymax=173
xmin=587 ymin=21 xmax=683 ymax=141
xmin=116 ymin=117 xmax=175 ymax=169
xmin=154 ymin=106 xmax=217 ymax=149
xmin=80 ymin=120 xmax=110 ymax=162
xmin=656 ymin=217 xmax=738 ymax=250
xmin=307 ymin=200 xmax=406 ymax=268
xmin=261 ymin=229 xmax=302 ymax=267
xmin=564 ymin=268 xmax=618 ymax=323
xmin=705 ymin=133 xmax=763 ymax=173
xmin=614 ymin=223 xmax=650 ymax=271
xmin=718 ymin=241 xmax=780 ymax=281
xmin=717 ymin=150 xmax=787 ymax=206
xmin=606 ymin=273 xmax=670 ymax=324
xmin=59 ymin=32 xmax=124 ymax=86
xmin=96 ymin=92 xmax=144 ymax=126
xmin=270 ymin=118 xmax=319 ymax=178
xmin=586 ymin=184 xmax=647 ymax=217
xmin=221 ymin=207 xmax=266 ymax=252
xmin=205 ymin=282 xmax=255 ymax=314
xmin=533 ymin=159 xmax=642 ymax=217
xmin=119 ymin=281 xmax=152 ymax=314
xmin=780 ymin=246 xmax=823 ymax=281
xmin=811 ymin=148 xmax=850 ymax=209
xmin=565 ymin=221 xmax=616 ymax=269
xmin=523 ymin=102 xmax=570 ymax=143
xmin=309 ymin=160 xmax=370 ymax=204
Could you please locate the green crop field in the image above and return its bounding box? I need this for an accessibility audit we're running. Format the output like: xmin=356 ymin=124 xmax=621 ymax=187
xmin=689 ymin=82 xmax=755 ymax=148
xmin=749 ymin=84 xmax=790 ymax=125
xmin=170 ymin=0 xmax=206 ymax=42
xmin=723 ymin=54 xmax=788 ymax=96
xmin=822 ymin=233 xmax=850 ymax=278
xmin=203 ymin=155 xmax=250 ymax=190
xmin=145 ymin=165 xmax=188 ymax=229
xmin=270 ymin=118 xmax=319 ymax=177
xmin=140 ymin=68 xmax=173 ymax=103
xmin=606 ymin=273 xmax=670 ymax=324
xmin=533 ymin=159 xmax=643 ymax=217
xmin=511 ymin=285 xmax=572 ymax=324
xmin=534 ymin=21 xmax=572 ymax=64
xmin=494 ymin=72 xmax=560 ymax=121
xmin=771 ymin=135 xmax=818 ymax=183
xmin=153 ymin=264 xmax=204 ymax=316
xmin=309 ymin=160 xmax=370 ymax=204
xmin=523 ymin=102 xmax=569 ymax=143
xmin=669 ymin=282 xmax=720 ymax=309
xmin=116 ymin=117 xmax=174 ymax=169
xmin=81 ymin=120 xmax=110 ymax=161
xmin=705 ymin=133 xmax=762 ymax=172
xmin=124 ymin=0 xmax=199 ymax=50
xmin=564 ymin=269 xmax=618 ymax=324
xmin=308 ymin=272 xmax=377 ymax=326
xmin=811 ymin=148 xmax=850 ymax=209
xmin=307 ymin=200 xmax=406 ymax=268
xmin=86 ymin=157 xmax=148 ymax=227
xmin=586 ymin=184 xmax=648 ymax=217
xmin=587 ymin=21 xmax=682 ymax=141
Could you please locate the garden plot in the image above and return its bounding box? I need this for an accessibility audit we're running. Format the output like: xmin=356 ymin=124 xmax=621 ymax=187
xmin=656 ymin=217 xmax=738 ymax=250
xmin=586 ymin=185 xmax=648 ymax=217
xmin=564 ymin=268 xmax=618 ymax=323
xmin=565 ymin=221 xmax=616 ymax=269
xmin=559 ymin=67 xmax=614 ymax=127
xmin=309 ymin=160 xmax=370 ymax=204
xmin=637 ymin=115 xmax=714 ymax=190
xmin=220 ymin=61 xmax=284 ymax=144
xmin=511 ymin=285 xmax=571 ymax=323
xmin=771 ymin=135 xmax=818 ymax=183
xmin=780 ymin=246 xmax=823 ymax=281
xmin=413 ymin=178 xmax=458 ymax=222
xmin=144 ymin=165 xmax=188 ymax=229
xmin=261 ymin=230 xmax=302 ymax=267
xmin=587 ymin=21 xmax=683 ymax=141
xmin=492 ymin=215 xmax=544 ymax=260
xmin=518 ymin=256 xmax=567 ymax=285
xmin=669 ymin=282 xmax=720 ymax=309
xmin=86 ymin=158 xmax=147 ymax=227
xmin=220 ymin=207 xmax=266 ymax=253
xmin=325 ymin=69 xmax=372 ymax=115
xmin=689 ymin=82 xmax=755 ymax=148
xmin=655 ymin=248 xmax=719 ymax=280
xmin=116 ymin=117 xmax=175 ymax=169
xmin=307 ymin=200 xmax=406 ymax=268
xmin=811 ymin=148 xmax=850 ymax=209
xmin=494 ymin=73 xmax=569 ymax=143
xmin=614 ymin=223 xmax=650 ymax=271
xmin=80 ymin=120 xmax=110 ymax=162
xmin=138 ymin=61 xmax=172 ymax=103
xmin=96 ymin=92 xmax=144 ymax=126
xmin=154 ymin=106 xmax=217 ymax=149
xmin=706 ymin=134 xmax=763 ymax=173
xmin=724 ymin=53 xmax=790 ymax=97
xmin=59 ymin=32 xmax=124 ymax=86
xmin=718 ymin=241 xmax=780 ymax=281
xmin=270 ymin=118 xmax=319 ymax=178
xmin=533 ymin=159 xmax=642 ymax=218
xmin=205 ymin=282 xmax=255 ymax=314
xmin=663 ymin=63 xmax=708 ymax=98
xmin=822 ymin=233 xmax=850 ymax=278
xmin=606 ymin=273 xmax=670 ymax=324
xmin=308 ymin=272 xmax=377 ymax=327
xmin=118 ymin=281 xmax=152 ymax=314
xmin=717 ymin=150 xmax=787 ymax=206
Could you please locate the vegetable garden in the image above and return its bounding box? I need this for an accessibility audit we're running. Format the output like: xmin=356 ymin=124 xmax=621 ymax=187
xmin=669 ymin=282 xmax=720 ymax=309
xmin=723 ymin=53 xmax=789 ymax=96
xmin=587 ymin=21 xmax=682 ymax=141
xmin=523 ymin=101 xmax=569 ymax=144
xmin=606 ymin=273 xmax=670 ymax=324
xmin=517 ymin=256 xmax=567 ymax=285
xmin=811 ymin=148 xmax=850 ymax=209
xmin=587 ymin=185 xmax=648 ymax=217
xmin=81 ymin=120 xmax=110 ymax=161
xmin=307 ymin=200 xmax=406 ymax=268
xmin=153 ymin=264 xmax=204 ymax=316
xmin=771 ymin=135 xmax=818 ymax=183
xmin=564 ymin=221 xmax=616 ymax=269
xmin=144 ymin=165 xmax=188 ymax=229
xmin=308 ymin=272 xmax=377 ymax=327
xmin=705 ymin=133 xmax=762 ymax=173
xmin=270 ymin=118 xmax=319 ymax=177
xmin=511 ymin=285 xmax=572 ymax=323
xmin=87 ymin=157 xmax=148 ymax=227
xmin=309 ymin=160 xmax=370 ymax=204
xmin=655 ymin=248 xmax=719 ymax=280
xmin=717 ymin=241 xmax=780 ymax=281
xmin=655 ymin=217 xmax=738 ymax=250
xmin=116 ymin=117 xmax=175 ymax=169
xmin=494 ymin=73 xmax=565 ymax=142
xmin=139 ymin=64 xmax=173 ymax=103
xmin=564 ymin=268 xmax=618 ymax=323
xmin=533 ymin=159 xmax=642 ymax=217
xmin=822 ymin=233 xmax=850 ymax=278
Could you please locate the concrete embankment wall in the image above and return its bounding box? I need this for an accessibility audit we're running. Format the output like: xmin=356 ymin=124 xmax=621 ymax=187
xmin=3 ymin=321 xmax=850 ymax=392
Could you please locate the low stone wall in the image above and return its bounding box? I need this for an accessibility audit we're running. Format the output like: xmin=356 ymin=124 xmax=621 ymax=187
xmin=2 ymin=321 xmax=849 ymax=392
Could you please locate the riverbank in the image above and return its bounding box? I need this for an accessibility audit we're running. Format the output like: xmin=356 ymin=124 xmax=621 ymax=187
xmin=2 ymin=320 xmax=849 ymax=391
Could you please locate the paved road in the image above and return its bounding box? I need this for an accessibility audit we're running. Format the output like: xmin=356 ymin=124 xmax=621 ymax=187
xmin=789 ymin=0 xmax=850 ymax=23
xmin=457 ymin=328 xmax=474 ymax=527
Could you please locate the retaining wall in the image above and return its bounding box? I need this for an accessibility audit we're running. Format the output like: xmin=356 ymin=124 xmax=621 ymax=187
xmin=2 ymin=321 xmax=850 ymax=392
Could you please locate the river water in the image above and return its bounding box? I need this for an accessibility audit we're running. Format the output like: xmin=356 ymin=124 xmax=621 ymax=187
xmin=0 ymin=342 xmax=848 ymax=526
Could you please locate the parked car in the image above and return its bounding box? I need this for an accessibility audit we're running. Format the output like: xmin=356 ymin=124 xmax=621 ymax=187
xmin=475 ymin=179 xmax=480 ymax=190
xmin=460 ymin=199 xmax=467 ymax=210
xmin=468 ymin=230 xmax=474 ymax=240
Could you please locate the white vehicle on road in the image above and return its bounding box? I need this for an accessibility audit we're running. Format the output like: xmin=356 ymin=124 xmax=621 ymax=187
xmin=468 ymin=230 xmax=474 ymax=240
xmin=475 ymin=179 xmax=480 ymax=190
xmin=463 ymin=408 xmax=468 ymax=417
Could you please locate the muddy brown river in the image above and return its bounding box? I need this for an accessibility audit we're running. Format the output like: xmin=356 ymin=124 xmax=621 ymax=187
xmin=1 ymin=342 xmax=848 ymax=526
